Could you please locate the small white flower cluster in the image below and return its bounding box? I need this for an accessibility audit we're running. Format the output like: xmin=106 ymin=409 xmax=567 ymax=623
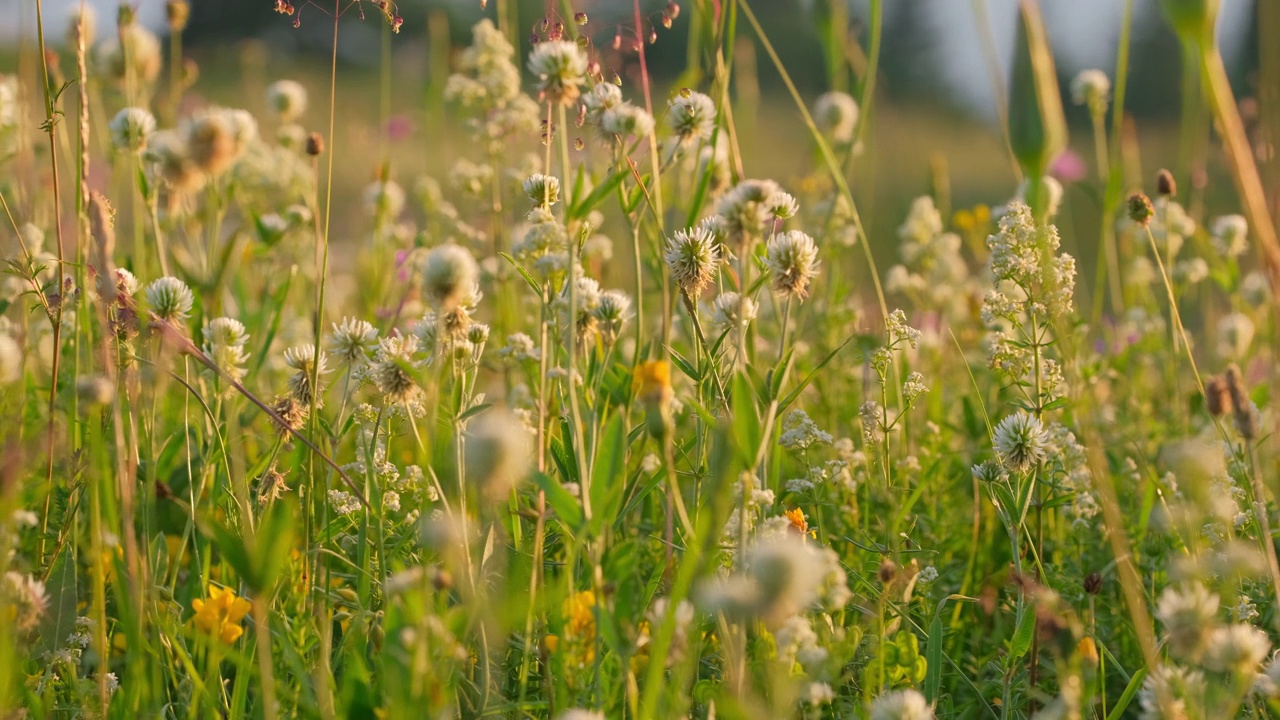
xmin=203 ymin=317 xmax=252 ymax=383
xmin=885 ymin=196 xmax=974 ymax=312
xmin=582 ymin=83 xmax=654 ymax=143
xmin=779 ymin=409 xmax=833 ymax=451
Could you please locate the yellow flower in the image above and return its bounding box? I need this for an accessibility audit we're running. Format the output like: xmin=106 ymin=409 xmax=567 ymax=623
xmin=952 ymin=209 xmax=974 ymax=232
xmin=633 ymin=361 xmax=674 ymax=438
xmin=192 ymin=584 xmax=252 ymax=644
xmin=564 ymin=590 xmax=596 ymax=639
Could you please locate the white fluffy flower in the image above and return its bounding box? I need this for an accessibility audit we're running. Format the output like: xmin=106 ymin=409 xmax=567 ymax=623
xmin=145 ymin=276 xmax=194 ymax=323
xmin=766 ymin=230 xmax=820 ymax=299
xmin=108 ymin=107 xmax=156 ymax=153
xmin=993 ymin=410 xmax=1048 ymax=473
xmin=870 ymin=688 xmax=934 ymax=720
xmin=265 ymin=79 xmax=308 ymax=122
xmin=812 ymin=91 xmax=859 ymax=144
xmin=527 ymin=40 xmax=587 ymax=105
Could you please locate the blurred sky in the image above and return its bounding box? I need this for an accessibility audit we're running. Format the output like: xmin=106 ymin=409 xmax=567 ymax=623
xmin=0 ymin=0 xmax=1256 ymax=122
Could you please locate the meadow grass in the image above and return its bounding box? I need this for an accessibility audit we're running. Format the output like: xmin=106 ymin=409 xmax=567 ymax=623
xmin=0 ymin=0 xmax=1279 ymax=718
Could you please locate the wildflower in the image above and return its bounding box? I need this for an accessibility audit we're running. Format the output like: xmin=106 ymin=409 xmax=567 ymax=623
xmin=0 ymin=335 xmax=22 ymax=385
xmin=523 ymin=173 xmax=560 ymax=207
xmin=869 ymin=688 xmax=934 ymax=720
xmin=558 ymin=590 xmax=598 ymax=670
xmin=634 ymin=360 xmax=674 ymax=438
xmin=202 ymin=317 xmax=251 ymax=382
xmin=709 ymin=292 xmax=758 ymax=337
xmin=1211 ymin=214 xmax=1249 ymax=258
xmin=993 ymin=411 xmax=1049 ymax=473
xmin=1138 ymin=666 xmax=1203 ymax=720
xmin=328 ymin=317 xmax=378 ymax=365
xmin=1070 ymin=69 xmax=1110 ymax=114
xmin=592 ymin=289 xmax=631 ymax=345
xmin=499 ymin=333 xmax=540 ymax=363
xmin=97 ymin=24 xmax=162 ymax=85
xmin=1204 ymin=623 xmax=1270 ymax=675
xmin=716 ymin=178 xmax=790 ymax=242
xmin=1241 ymin=271 xmax=1270 ymax=308
xmin=1127 ymin=192 xmax=1154 ymax=227
xmin=423 ymin=244 xmax=479 ymax=310
xmin=364 ymin=178 xmax=406 ymax=221
xmin=780 ymin=409 xmax=833 ymax=451
xmin=191 ymin=584 xmax=251 ymax=643
xmin=813 ymin=91 xmax=859 ymax=144
xmin=328 ymin=489 xmax=360 ymax=515
xmin=145 ymin=130 xmax=205 ymax=193
xmin=1216 ymin=312 xmax=1254 ymax=360
xmin=1156 ymin=582 xmax=1219 ymax=662
xmin=369 ymin=335 xmax=421 ymax=405
xmin=784 ymin=507 xmax=816 ymax=540
xmin=145 ymin=276 xmax=195 ymax=323
xmin=601 ymin=103 xmax=655 ymax=139
xmin=766 ymin=230 xmax=820 ymax=299
xmin=665 ymin=226 xmax=720 ymax=299
xmin=556 ymin=711 xmax=604 ymax=720
xmin=464 ymin=409 xmax=533 ymax=501
xmin=185 ymin=107 xmax=255 ymax=177
xmin=383 ymin=490 xmax=401 ymax=513
xmin=527 ymin=40 xmax=588 ymax=105
xmin=265 ymin=79 xmax=308 ymax=122
xmin=283 ymin=344 xmax=329 ymax=406
xmin=698 ymin=533 xmax=828 ymax=625
xmin=2 ymin=572 xmax=48 ymax=632
xmin=666 ymin=90 xmax=716 ymax=147
xmin=76 ymin=375 xmax=115 ymax=406
xmin=108 ymin=107 xmax=156 ymax=153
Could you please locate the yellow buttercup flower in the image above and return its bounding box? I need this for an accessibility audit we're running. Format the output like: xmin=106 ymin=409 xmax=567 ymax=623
xmin=192 ymin=584 xmax=252 ymax=644
xmin=633 ymin=360 xmax=674 ymax=438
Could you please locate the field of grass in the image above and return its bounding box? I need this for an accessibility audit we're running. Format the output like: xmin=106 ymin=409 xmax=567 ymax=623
xmin=1 ymin=0 xmax=1279 ymax=718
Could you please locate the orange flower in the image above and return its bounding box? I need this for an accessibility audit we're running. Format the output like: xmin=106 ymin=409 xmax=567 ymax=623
xmin=192 ymin=584 xmax=252 ymax=644
xmin=785 ymin=507 xmax=817 ymax=540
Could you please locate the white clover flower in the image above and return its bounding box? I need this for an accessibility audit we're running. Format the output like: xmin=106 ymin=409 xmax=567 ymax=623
xmin=202 ymin=317 xmax=251 ymax=382
xmin=527 ymin=40 xmax=588 ymax=105
xmin=370 ymin=335 xmax=422 ymax=404
xmin=383 ymin=490 xmax=401 ymax=513
xmin=364 ymin=179 xmax=405 ymax=221
xmin=766 ymin=230 xmax=820 ymax=299
xmin=1205 ymin=623 xmax=1270 ymax=675
xmin=1156 ymin=582 xmax=1220 ymax=662
xmin=601 ymin=103 xmax=655 ymax=139
xmin=667 ymin=90 xmax=716 ymax=147
xmin=869 ymin=688 xmax=934 ymax=720
xmin=423 ymin=243 xmax=479 ymax=309
xmin=709 ymin=292 xmax=758 ymax=336
xmin=2 ymin=571 xmax=49 ymax=632
xmin=993 ymin=410 xmax=1049 ymax=473
xmin=593 ymin=289 xmax=631 ymax=343
xmin=145 ymin=276 xmax=194 ymax=323
xmin=0 ymin=334 xmax=21 ymax=385
xmin=1241 ymin=271 xmax=1270 ymax=308
xmin=96 ymin=24 xmax=162 ymax=85
xmin=1172 ymin=257 xmax=1208 ymax=285
xmin=265 ymin=79 xmax=308 ymax=123
xmin=329 ymin=317 xmax=379 ymax=365
xmin=498 ymin=333 xmax=540 ymax=363
xmin=665 ymin=226 xmax=720 ymax=299
xmin=108 ymin=107 xmax=156 ymax=153
xmin=813 ymin=91 xmax=859 ymax=144
xmin=1217 ymin=312 xmax=1255 ymax=360
xmin=1211 ymin=214 xmax=1249 ymax=258
xmin=283 ymin=344 xmax=329 ymax=405
xmin=465 ymin=408 xmax=533 ymax=501
xmin=716 ymin=178 xmax=789 ymax=241
xmin=523 ymin=173 xmax=560 ymax=206
xmin=1070 ymin=69 xmax=1111 ymax=113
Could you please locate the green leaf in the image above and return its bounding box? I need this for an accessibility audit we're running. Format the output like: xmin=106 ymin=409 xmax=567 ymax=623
xmin=569 ymin=167 xmax=628 ymax=220
xmin=1009 ymin=603 xmax=1037 ymax=663
xmin=534 ymin=471 xmax=584 ymax=532
xmin=731 ymin=371 xmax=761 ymax=466
xmin=589 ymin=413 xmax=628 ymax=535
xmin=1106 ymin=665 xmax=1148 ymax=720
